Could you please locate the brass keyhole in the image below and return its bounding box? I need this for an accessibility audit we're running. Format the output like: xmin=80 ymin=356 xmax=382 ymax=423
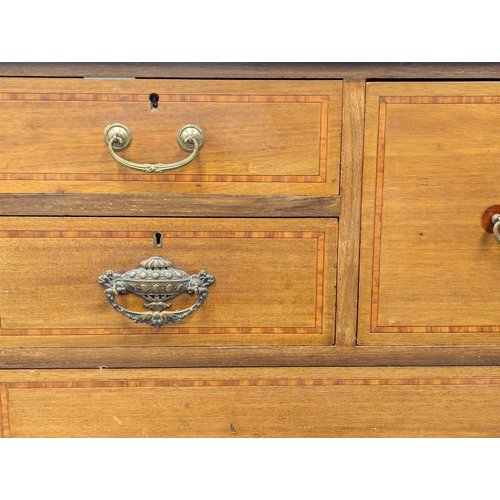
xmin=149 ymin=93 xmax=159 ymax=110
xmin=153 ymin=232 xmax=163 ymax=248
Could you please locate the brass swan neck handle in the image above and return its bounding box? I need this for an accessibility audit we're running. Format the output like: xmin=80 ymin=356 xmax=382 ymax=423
xmin=104 ymin=123 xmax=205 ymax=173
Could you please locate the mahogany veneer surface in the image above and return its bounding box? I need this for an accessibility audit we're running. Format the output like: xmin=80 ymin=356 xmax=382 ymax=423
xmin=2 ymin=367 xmax=500 ymax=437
xmin=0 ymin=217 xmax=337 ymax=348
xmin=0 ymin=78 xmax=341 ymax=196
xmin=359 ymin=83 xmax=500 ymax=346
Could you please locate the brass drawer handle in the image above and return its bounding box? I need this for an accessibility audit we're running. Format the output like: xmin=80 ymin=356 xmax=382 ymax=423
xmin=104 ymin=123 xmax=205 ymax=173
xmin=480 ymin=204 xmax=500 ymax=243
xmin=98 ymin=256 xmax=215 ymax=328
xmin=493 ymin=214 xmax=500 ymax=244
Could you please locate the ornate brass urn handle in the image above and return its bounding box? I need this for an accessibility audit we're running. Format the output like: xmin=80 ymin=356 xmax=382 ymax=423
xmin=98 ymin=256 xmax=215 ymax=328
xmin=104 ymin=123 xmax=205 ymax=173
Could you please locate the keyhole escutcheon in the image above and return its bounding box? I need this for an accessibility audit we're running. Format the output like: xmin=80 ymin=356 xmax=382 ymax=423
xmin=153 ymin=231 xmax=163 ymax=248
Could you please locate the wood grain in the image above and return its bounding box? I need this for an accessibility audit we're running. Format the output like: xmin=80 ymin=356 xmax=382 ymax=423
xmin=359 ymin=83 xmax=500 ymax=345
xmin=0 ymin=93 xmax=327 ymax=181
xmin=5 ymin=366 xmax=500 ymax=380
xmin=3 ymin=366 xmax=500 ymax=437
xmin=336 ymin=80 xmax=366 ymax=347
xmin=0 ymin=79 xmax=341 ymax=197
xmin=0 ymin=194 xmax=340 ymax=218
xmin=5 ymin=345 xmax=500 ymax=368
xmin=0 ymin=217 xmax=337 ymax=347
xmin=2 ymin=62 xmax=500 ymax=79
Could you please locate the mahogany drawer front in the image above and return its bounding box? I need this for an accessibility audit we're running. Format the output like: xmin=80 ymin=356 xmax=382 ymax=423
xmin=3 ymin=367 xmax=500 ymax=437
xmin=0 ymin=78 xmax=341 ymax=197
xmin=359 ymin=82 xmax=500 ymax=346
xmin=0 ymin=217 xmax=337 ymax=348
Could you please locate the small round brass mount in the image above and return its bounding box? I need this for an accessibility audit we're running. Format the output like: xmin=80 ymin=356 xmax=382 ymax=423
xmin=104 ymin=123 xmax=132 ymax=151
xmin=177 ymin=124 xmax=205 ymax=152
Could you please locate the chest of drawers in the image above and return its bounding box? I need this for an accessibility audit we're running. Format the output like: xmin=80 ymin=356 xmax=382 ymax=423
xmin=3 ymin=63 xmax=500 ymax=437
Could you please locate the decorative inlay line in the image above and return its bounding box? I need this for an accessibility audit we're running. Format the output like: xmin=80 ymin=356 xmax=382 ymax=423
xmin=371 ymin=97 xmax=387 ymax=333
xmin=0 ymin=93 xmax=329 ymax=183
xmin=0 ymin=385 xmax=10 ymax=438
xmin=371 ymin=95 xmax=500 ymax=333
xmin=372 ymin=325 xmax=500 ymax=333
xmin=0 ymin=230 xmax=324 ymax=239
xmin=0 ymin=230 xmax=325 ymax=336
xmin=3 ymin=327 xmax=320 ymax=336
xmin=384 ymin=96 xmax=500 ymax=104
xmin=5 ymin=377 xmax=500 ymax=390
xmin=0 ymin=93 xmax=327 ymax=103
xmin=0 ymin=173 xmax=322 ymax=183
xmin=0 ymin=172 xmax=324 ymax=183
xmin=315 ymin=234 xmax=325 ymax=332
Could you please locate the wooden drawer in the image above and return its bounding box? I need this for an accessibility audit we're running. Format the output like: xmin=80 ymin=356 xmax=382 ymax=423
xmin=359 ymin=83 xmax=500 ymax=345
xmin=0 ymin=78 xmax=341 ymax=197
xmin=0 ymin=217 xmax=337 ymax=348
xmin=3 ymin=367 xmax=500 ymax=437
